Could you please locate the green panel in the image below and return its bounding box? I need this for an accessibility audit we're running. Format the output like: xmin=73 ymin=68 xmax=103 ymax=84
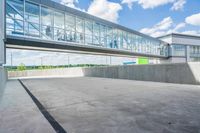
xmin=138 ymin=57 xmax=149 ymax=64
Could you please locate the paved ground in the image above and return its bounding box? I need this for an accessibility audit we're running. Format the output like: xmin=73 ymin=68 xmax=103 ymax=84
xmin=0 ymin=80 xmax=55 ymax=133
xmin=1 ymin=77 xmax=200 ymax=133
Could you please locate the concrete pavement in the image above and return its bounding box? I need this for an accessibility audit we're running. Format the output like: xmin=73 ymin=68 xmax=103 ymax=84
xmin=0 ymin=80 xmax=55 ymax=133
xmin=19 ymin=77 xmax=200 ymax=133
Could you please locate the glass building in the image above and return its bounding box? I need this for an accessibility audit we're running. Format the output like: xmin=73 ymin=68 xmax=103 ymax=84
xmin=158 ymin=33 xmax=200 ymax=62
xmin=5 ymin=0 xmax=168 ymax=58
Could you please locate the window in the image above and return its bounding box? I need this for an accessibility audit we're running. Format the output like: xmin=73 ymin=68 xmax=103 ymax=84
xmin=25 ymin=1 xmax=40 ymax=37
xmin=172 ymin=45 xmax=186 ymax=56
xmin=76 ymin=17 xmax=84 ymax=43
xmin=41 ymin=6 xmax=53 ymax=39
xmin=100 ymin=25 xmax=107 ymax=46
xmin=6 ymin=0 xmax=24 ymax=35
xmin=106 ymin=27 xmax=112 ymax=48
xmin=93 ymin=23 xmax=100 ymax=45
xmin=54 ymin=10 xmax=65 ymax=41
xmin=85 ymin=20 xmax=93 ymax=44
xmin=65 ymin=14 xmax=75 ymax=41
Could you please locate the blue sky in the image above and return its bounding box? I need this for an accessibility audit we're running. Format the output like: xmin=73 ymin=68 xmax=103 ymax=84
xmin=57 ymin=0 xmax=200 ymax=37
xmin=6 ymin=0 xmax=200 ymax=66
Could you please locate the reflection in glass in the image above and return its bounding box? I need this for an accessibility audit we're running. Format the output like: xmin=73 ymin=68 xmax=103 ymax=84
xmin=25 ymin=1 xmax=39 ymax=37
xmin=41 ymin=7 xmax=53 ymax=39
xmin=5 ymin=0 xmax=169 ymax=57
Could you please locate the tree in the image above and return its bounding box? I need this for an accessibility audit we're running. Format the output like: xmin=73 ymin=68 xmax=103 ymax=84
xmin=17 ymin=63 xmax=26 ymax=71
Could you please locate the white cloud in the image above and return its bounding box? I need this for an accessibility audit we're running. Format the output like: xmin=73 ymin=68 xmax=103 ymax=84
xmin=60 ymin=0 xmax=78 ymax=8
xmin=140 ymin=17 xmax=188 ymax=37
xmin=138 ymin=0 xmax=174 ymax=9
xmin=174 ymin=22 xmax=186 ymax=31
xmin=121 ymin=0 xmax=137 ymax=9
xmin=60 ymin=0 xmax=85 ymax=11
xmin=140 ymin=17 xmax=174 ymax=37
xmin=155 ymin=17 xmax=173 ymax=30
xmin=121 ymin=0 xmax=186 ymax=11
xmin=171 ymin=0 xmax=186 ymax=11
xmin=87 ymin=0 xmax=122 ymax=23
xmin=185 ymin=13 xmax=200 ymax=26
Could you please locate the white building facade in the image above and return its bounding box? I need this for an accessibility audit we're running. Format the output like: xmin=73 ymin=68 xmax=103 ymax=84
xmin=158 ymin=33 xmax=200 ymax=63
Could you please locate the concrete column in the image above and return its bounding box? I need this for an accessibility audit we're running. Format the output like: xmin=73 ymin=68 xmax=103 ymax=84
xmin=0 ymin=0 xmax=5 ymax=65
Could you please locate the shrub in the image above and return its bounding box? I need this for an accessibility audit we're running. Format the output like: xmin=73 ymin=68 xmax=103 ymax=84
xmin=17 ymin=63 xmax=26 ymax=71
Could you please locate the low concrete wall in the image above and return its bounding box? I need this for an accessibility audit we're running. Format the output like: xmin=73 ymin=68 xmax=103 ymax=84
xmin=8 ymin=63 xmax=200 ymax=85
xmin=83 ymin=62 xmax=200 ymax=85
xmin=8 ymin=67 xmax=84 ymax=78
xmin=0 ymin=67 xmax=7 ymax=90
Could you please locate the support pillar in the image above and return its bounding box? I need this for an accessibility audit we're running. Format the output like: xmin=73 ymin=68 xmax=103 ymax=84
xmin=0 ymin=0 xmax=6 ymax=65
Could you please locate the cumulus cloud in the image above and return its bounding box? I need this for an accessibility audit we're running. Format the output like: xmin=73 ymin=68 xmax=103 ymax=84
xmin=140 ymin=17 xmax=188 ymax=37
xmin=60 ymin=0 xmax=85 ymax=11
xmin=121 ymin=0 xmax=186 ymax=11
xmin=171 ymin=0 xmax=186 ymax=11
xmin=87 ymin=0 xmax=122 ymax=23
xmin=174 ymin=22 xmax=186 ymax=31
xmin=185 ymin=13 xmax=200 ymax=26
xmin=60 ymin=0 xmax=78 ymax=8
xmin=121 ymin=0 xmax=137 ymax=9
xmin=140 ymin=17 xmax=174 ymax=37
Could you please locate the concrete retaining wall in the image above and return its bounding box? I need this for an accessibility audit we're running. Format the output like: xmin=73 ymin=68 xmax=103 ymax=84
xmin=8 ymin=62 xmax=200 ymax=85
xmin=83 ymin=62 xmax=200 ymax=85
xmin=0 ymin=67 xmax=7 ymax=90
xmin=8 ymin=67 xmax=84 ymax=78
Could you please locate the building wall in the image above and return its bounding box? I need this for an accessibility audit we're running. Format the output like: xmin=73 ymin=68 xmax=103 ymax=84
xmin=0 ymin=0 xmax=5 ymax=65
xmin=172 ymin=36 xmax=200 ymax=46
xmin=0 ymin=67 xmax=7 ymax=90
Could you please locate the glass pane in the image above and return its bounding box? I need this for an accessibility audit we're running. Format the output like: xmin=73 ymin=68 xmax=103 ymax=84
xmin=76 ymin=17 xmax=84 ymax=33
xmin=66 ymin=30 xmax=76 ymax=42
xmin=6 ymin=0 xmax=24 ymax=20
xmin=25 ymin=2 xmax=39 ymax=23
xmin=54 ymin=28 xmax=65 ymax=41
xmin=85 ymin=35 xmax=93 ymax=44
xmin=85 ymin=20 xmax=93 ymax=35
xmin=9 ymin=19 xmax=24 ymax=35
xmin=93 ymin=23 xmax=100 ymax=45
xmin=106 ymin=27 xmax=112 ymax=48
xmin=65 ymin=14 xmax=75 ymax=31
xmin=25 ymin=22 xmax=39 ymax=37
xmin=76 ymin=32 xmax=84 ymax=43
xmin=42 ymin=25 xmax=53 ymax=39
xmin=41 ymin=7 xmax=53 ymax=26
xmin=54 ymin=11 xmax=64 ymax=29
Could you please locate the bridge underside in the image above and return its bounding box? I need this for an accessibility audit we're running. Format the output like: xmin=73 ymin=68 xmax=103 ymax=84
xmin=6 ymin=35 xmax=167 ymax=58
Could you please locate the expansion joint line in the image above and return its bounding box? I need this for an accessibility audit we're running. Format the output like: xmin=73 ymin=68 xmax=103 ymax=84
xmin=18 ymin=79 xmax=67 ymax=133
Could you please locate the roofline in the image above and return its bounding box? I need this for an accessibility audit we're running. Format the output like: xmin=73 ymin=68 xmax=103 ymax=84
xmin=28 ymin=0 xmax=167 ymax=45
xmin=157 ymin=33 xmax=200 ymax=39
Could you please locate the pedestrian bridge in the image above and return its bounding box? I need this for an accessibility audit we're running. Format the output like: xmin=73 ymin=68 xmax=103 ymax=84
xmin=3 ymin=0 xmax=168 ymax=62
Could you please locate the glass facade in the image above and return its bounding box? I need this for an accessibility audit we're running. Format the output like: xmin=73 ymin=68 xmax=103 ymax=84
xmin=6 ymin=0 xmax=168 ymax=57
xmin=171 ymin=45 xmax=186 ymax=57
xmin=190 ymin=45 xmax=200 ymax=61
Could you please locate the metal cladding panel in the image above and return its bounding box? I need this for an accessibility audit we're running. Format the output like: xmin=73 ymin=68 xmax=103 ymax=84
xmin=172 ymin=34 xmax=200 ymax=46
xmin=0 ymin=0 xmax=5 ymax=65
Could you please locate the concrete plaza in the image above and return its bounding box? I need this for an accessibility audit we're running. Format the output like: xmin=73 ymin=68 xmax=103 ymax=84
xmin=1 ymin=77 xmax=200 ymax=133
